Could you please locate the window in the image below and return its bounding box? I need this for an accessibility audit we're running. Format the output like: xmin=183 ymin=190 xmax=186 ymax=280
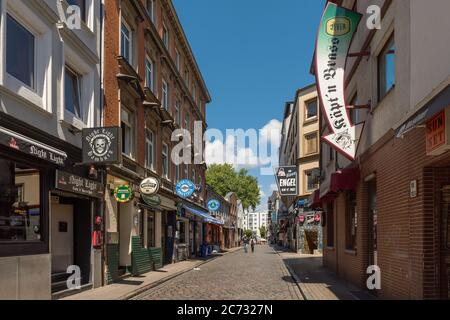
xmin=147 ymin=211 xmax=156 ymax=248
xmin=145 ymin=128 xmax=155 ymax=170
xmin=346 ymin=191 xmax=357 ymax=251
xmin=66 ymin=0 xmax=86 ymax=22
xmin=175 ymin=101 xmax=181 ymax=126
xmin=145 ymin=57 xmax=154 ymax=92
xmin=305 ymin=170 xmax=317 ymax=192
xmin=378 ymin=35 xmax=395 ymax=101
xmin=162 ymin=143 xmax=169 ymax=178
xmin=121 ymin=21 xmax=132 ymax=64
xmin=184 ymin=69 xmax=189 ymax=87
xmin=305 ymin=99 xmax=318 ymax=120
xmin=162 ymin=24 xmax=169 ymax=49
xmin=6 ymin=14 xmax=35 ymax=89
xmin=175 ymin=164 xmax=180 ymax=182
xmin=0 ymin=160 xmax=42 ymax=242
xmin=175 ymin=48 xmax=181 ymax=71
xmin=184 ymin=112 xmax=190 ymax=131
xmin=305 ymin=133 xmax=318 ymax=155
xmin=327 ymin=202 xmax=334 ymax=247
xmin=121 ymin=107 xmax=135 ymax=158
xmin=162 ymin=80 xmax=169 ymax=110
xmin=192 ymin=83 xmax=197 ymax=102
xmin=146 ymin=0 xmax=155 ymax=24
xmin=64 ymin=66 xmax=82 ymax=119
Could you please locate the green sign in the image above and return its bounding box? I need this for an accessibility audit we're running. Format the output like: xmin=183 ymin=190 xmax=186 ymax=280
xmin=114 ymin=185 xmax=133 ymax=203
xmin=142 ymin=194 xmax=161 ymax=206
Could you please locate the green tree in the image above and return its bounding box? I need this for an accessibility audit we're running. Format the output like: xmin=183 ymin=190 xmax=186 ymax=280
xmin=244 ymin=230 xmax=254 ymax=239
xmin=206 ymin=164 xmax=261 ymax=210
xmin=259 ymin=226 xmax=267 ymax=239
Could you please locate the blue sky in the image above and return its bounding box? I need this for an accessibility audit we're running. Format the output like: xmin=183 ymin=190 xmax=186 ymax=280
xmin=173 ymin=0 xmax=325 ymax=211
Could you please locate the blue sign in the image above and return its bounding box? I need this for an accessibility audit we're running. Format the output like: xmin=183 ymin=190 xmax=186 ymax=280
xmin=207 ymin=199 xmax=221 ymax=212
xmin=175 ymin=180 xmax=196 ymax=199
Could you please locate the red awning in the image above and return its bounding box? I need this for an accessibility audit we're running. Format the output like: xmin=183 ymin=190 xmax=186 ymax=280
xmin=320 ymin=167 xmax=360 ymax=203
xmin=309 ymin=190 xmax=322 ymax=209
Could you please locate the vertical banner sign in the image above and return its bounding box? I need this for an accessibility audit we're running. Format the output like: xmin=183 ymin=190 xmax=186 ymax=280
xmin=275 ymin=166 xmax=298 ymax=196
xmin=315 ymin=3 xmax=364 ymax=160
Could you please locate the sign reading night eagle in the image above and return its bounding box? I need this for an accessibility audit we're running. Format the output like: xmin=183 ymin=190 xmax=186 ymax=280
xmin=315 ymin=3 xmax=364 ymax=160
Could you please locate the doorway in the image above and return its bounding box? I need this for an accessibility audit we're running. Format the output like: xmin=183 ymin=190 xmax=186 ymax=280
xmin=440 ymin=185 xmax=450 ymax=299
xmin=51 ymin=203 xmax=74 ymax=273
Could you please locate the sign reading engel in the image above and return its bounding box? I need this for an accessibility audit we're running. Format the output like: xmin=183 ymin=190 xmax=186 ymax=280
xmin=82 ymin=127 xmax=121 ymax=164
xmin=315 ymin=3 xmax=364 ymax=160
xmin=275 ymin=166 xmax=298 ymax=196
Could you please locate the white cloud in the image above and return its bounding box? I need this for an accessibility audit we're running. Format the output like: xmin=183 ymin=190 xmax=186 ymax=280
xmin=260 ymin=119 xmax=282 ymax=146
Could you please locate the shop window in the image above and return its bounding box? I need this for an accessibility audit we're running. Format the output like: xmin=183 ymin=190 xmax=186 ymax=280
xmin=378 ymin=34 xmax=395 ymax=101
xmin=346 ymin=191 xmax=357 ymax=251
xmin=326 ymin=202 xmax=334 ymax=248
xmin=6 ymin=14 xmax=35 ymax=89
xmin=0 ymin=160 xmax=42 ymax=242
xmin=121 ymin=106 xmax=135 ymax=159
xmin=147 ymin=211 xmax=156 ymax=248
xmin=65 ymin=66 xmax=82 ymax=119
xmin=305 ymin=99 xmax=318 ymax=120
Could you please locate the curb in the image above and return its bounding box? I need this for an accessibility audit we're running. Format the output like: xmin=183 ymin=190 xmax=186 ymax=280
xmin=271 ymin=246 xmax=309 ymax=301
xmin=122 ymin=247 xmax=243 ymax=300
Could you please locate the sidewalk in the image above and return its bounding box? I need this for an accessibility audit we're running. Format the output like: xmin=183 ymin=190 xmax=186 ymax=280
xmin=273 ymin=246 xmax=376 ymax=300
xmin=62 ymin=247 xmax=242 ymax=300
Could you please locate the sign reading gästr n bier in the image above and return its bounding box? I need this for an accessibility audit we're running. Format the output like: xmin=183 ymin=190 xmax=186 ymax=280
xmin=315 ymin=3 xmax=364 ymax=160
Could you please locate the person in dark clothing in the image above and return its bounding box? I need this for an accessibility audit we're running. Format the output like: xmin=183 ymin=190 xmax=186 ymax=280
xmin=243 ymin=236 xmax=250 ymax=253
xmin=251 ymin=238 xmax=256 ymax=253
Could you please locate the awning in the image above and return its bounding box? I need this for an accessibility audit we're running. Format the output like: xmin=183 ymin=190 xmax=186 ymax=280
xmin=397 ymin=84 xmax=450 ymax=137
xmin=0 ymin=126 xmax=67 ymax=166
xmin=182 ymin=204 xmax=224 ymax=226
xmin=320 ymin=167 xmax=360 ymax=203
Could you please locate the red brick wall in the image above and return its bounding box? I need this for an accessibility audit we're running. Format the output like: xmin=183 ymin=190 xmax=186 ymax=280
xmin=324 ymin=127 xmax=450 ymax=299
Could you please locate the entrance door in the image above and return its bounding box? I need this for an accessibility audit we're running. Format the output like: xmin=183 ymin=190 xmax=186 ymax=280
xmin=440 ymin=186 xmax=450 ymax=299
xmin=367 ymin=179 xmax=378 ymax=267
xmin=51 ymin=204 xmax=74 ymax=273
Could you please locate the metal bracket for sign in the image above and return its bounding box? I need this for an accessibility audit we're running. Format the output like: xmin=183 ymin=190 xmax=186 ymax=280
xmin=347 ymin=103 xmax=371 ymax=110
xmin=347 ymin=51 xmax=370 ymax=58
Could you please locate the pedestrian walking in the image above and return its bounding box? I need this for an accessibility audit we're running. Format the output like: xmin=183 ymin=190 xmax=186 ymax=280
xmin=243 ymin=236 xmax=249 ymax=253
xmin=251 ymin=238 xmax=255 ymax=253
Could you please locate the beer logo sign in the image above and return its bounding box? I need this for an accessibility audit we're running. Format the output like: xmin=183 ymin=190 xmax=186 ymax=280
xmin=140 ymin=177 xmax=160 ymax=196
xmin=326 ymin=17 xmax=351 ymax=36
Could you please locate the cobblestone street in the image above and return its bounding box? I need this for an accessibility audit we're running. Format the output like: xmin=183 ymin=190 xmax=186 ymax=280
xmin=132 ymin=245 xmax=303 ymax=300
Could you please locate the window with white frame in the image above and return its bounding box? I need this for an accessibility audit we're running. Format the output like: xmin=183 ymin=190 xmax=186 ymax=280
xmin=162 ymin=143 xmax=169 ymax=178
xmin=145 ymin=128 xmax=155 ymax=170
xmin=175 ymin=48 xmax=181 ymax=71
xmin=145 ymin=56 xmax=154 ymax=92
xmin=162 ymin=79 xmax=169 ymax=110
xmin=64 ymin=66 xmax=82 ymax=119
xmin=378 ymin=34 xmax=395 ymax=101
xmin=121 ymin=106 xmax=135 ymax=158
xmin=162 ymin=24 xmax=169 ymax=50
xmin=6 ymin=14 xmax=35 ymax=89
xmin=146 ymin=0 xmax=155 ymax=24
xmin=305 ymin=99 xmax=318 ymax=120
xmin=175 ymin=101 xmax=181 ymax=126
xmin=121 ymin=21 xmax=133 ymax=64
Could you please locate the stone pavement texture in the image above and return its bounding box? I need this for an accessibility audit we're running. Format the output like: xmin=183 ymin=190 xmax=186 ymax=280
xmin=132 ymin=245 xmax=304 ymax=300
xmin=275 ymin=247 xmax=376 ymax=300
xmin=62 ymin=248 xmax=241 ymax=300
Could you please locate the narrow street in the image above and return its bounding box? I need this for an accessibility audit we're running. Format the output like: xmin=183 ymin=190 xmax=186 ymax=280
xmin=132 ymin=245 xmax=303 ymax=300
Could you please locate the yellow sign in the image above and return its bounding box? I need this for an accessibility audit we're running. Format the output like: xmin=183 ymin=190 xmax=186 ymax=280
xmin=326 ymin=17 xmax=351 ymax=36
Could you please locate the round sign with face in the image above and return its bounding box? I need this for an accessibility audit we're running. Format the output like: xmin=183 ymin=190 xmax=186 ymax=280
xmin=207 ymin=199 xmax=221 ymax=212
xmin=175 ymin=180 xmax=196 ymax=199
xmin=140 ymin=177 xmax=160 ymax=196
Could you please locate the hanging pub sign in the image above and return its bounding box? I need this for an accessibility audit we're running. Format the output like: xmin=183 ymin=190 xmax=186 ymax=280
xmin=207 ymin=199 xmax=221 ymax=212
xmin=275 ymin=166 xmax=298 ymax=196
xmin=315 ymin=3 xmax=364 ymax=160
xmin=114 ymin=185 xmax=133 ymax=203
xmin=55 ymin=170 xmax=104 ymax=198
xmin=175 ymin=179 xmax=196 ymax=199
xmin=82 ymin=127 xmax=121 ymax=164
xmin=142 ymin=194 xmax=161 ymax=206
xmin=140 ymin=177 xmax=160 ymax=196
